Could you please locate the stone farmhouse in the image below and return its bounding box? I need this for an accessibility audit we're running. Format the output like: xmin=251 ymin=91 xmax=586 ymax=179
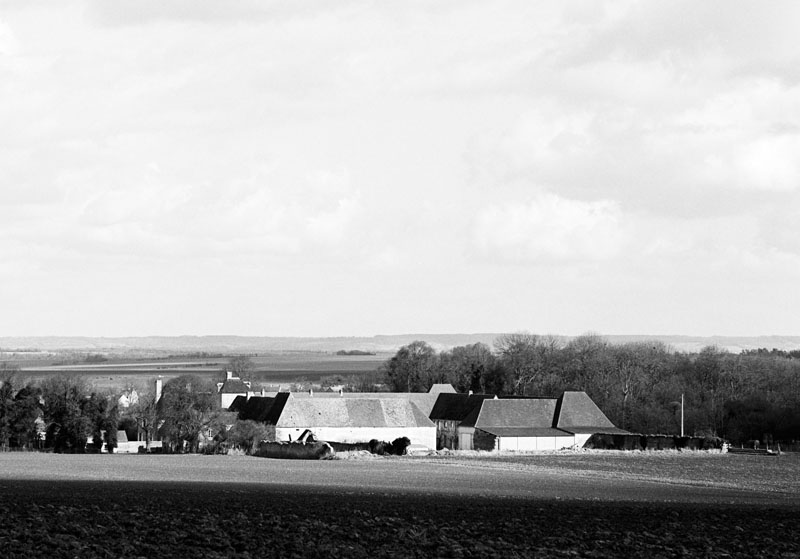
xmin=433 ymin=391 xmax=627 ymax=451
xmin=226 ymin=384 xmax=622 ymax=452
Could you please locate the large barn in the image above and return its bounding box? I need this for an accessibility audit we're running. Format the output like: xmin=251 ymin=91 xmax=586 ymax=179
xmin=435 ymin=391 xmax=626 ymax=451
xmin=237 ymin=392 xmax=437 ymax=449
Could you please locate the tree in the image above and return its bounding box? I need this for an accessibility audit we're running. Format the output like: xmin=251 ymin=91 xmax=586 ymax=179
xmin=382 ymin=341 xmax=437 ymax=392
xmin=438 ymin=343 xmax=496 ymax=393
xmin=494 ymin=332 xmax=542 ymax=396
xmin=0 ymin=371 xmax=15 ymax=449
xmin=158 ymin=375 xmax=217 ymax=452
xmin=225 ymin=419 xmax=270 ymax=453
xmin=10 ymin=383 xmax=42 ymax=449
xmin=130 ymin=388 xmax=159 ymax=451
xmin=226 ymin=356 xmax=255 ymax=378
xmin=41 ymin=375 xmax=92 ymax=452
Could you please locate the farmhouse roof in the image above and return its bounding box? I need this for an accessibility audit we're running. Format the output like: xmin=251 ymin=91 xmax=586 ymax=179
xmin=268 ymin=394 xmax=434 ymax=429
xmin=219 ymin=377 xmax=250 ymax=394
xmin=228 ymin=395 xmax=248 ymax=413
xmin=288 ymin=391 xmax=442 ymax=416
xmin=429 ymin=393 xmax=495 ymax=421
xmin=461 ymin=398 xmax=558 ymax=430
xmin=554 ymin=391 xmax=619 ymax=432
xmin=236 ymin=396 xmax=279 ymax=422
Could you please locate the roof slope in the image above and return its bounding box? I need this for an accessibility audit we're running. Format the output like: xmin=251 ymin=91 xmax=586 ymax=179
xmin=288 ymin=391 xmax=441 ymax=416
xmin=462 ymin=398 xmax=558 ymax=429
xmin=219 ymin=378 xmax=250 ymax=394
xmin=274 ymin=396 xmax=434 ymax=429
xmin=554 ymin=391 xmax=624 ymax=433
xmin=429 ymin=393 xmax=495 ymax=421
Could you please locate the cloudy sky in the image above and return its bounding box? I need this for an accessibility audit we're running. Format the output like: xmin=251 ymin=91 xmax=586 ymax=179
xmin=2 ymin=1 xmax=799 ymax=338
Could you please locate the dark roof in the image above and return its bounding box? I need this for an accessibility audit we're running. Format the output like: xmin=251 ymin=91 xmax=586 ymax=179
xmin=554 ymin=391 xmax=617 ymax=431
xmin=228 ymin=395 xmax=249 ymax=413
xmin=429 ymin=393 xmax=495 ymax=421
xmin=237 ymin=396 xmax=278 ymax=422
xmin=462 ymin=398 xmax=558 ymax=429
xmin=220 ymin=378 xmax=250 ymax=394
xmin=476 ymin=427 xmax=573 ymax=438
xmin=262 ymin=392 xmax=291 ymax=425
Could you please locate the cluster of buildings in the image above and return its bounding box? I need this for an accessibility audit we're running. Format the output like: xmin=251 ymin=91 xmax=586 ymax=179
xmin=218 ymin=372 xmax=628 ymax=452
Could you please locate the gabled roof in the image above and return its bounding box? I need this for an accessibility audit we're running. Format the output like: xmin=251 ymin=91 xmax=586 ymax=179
xmin=236 ymin=396 xmax=279 ymax=422
xmin=462 ymin=398 xmax=558 ymax=429
xmin=288 ymin=391 xmax=441 ymax=416
xmin=554 ymin=391 xmax=618 ymax=431
xmin=219 ymin=378 xmax=250 ymax=394
xmin=270 ymin=395 xmax=434 ymax=429
xmin=429 ymin=393 xmax=495 ymax=421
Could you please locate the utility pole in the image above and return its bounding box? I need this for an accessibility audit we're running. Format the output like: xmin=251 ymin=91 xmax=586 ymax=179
xmin=681 ymin=393 xmax=685 ymax=437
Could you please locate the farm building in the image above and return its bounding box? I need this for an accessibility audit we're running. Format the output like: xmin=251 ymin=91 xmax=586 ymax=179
xmin=216 ymin=371 xmax=252 ymax=409
xmin=237 ymin=392 xmax=437 ymax=449
xmin=553 ymin=391 xmax=628 ymax=447
xmin=452 ymin=391 xmax=627 ymax=451
xmin=429 ymin=393 xmax=497 ymax=450
xmin=282 ymin=383 xmax=454 ymax=417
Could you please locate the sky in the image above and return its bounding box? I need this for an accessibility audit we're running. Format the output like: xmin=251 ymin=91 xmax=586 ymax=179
xmin=2 ymin=1 xmax=799 ymax=338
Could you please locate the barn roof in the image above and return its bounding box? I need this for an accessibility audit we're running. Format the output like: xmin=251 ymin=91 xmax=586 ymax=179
xmin=228 ymin=395 xmax=248 ymax=413
xmin=288 ymin=391 xmax=442 ymax=416
xmin=219 ymin=377 xmax=250 ymax=394
xmin=429 ymin=393 xmax=495 ymax=421
xmin=554 ymin=391 xmax=618 ymax=431
xmin=461 ymin=398 xmax=558 ymax=429
xmin=236 ymin=396 xmax=279 ymax=422
xmin=271 ymin=395 xmax=434 ymax=429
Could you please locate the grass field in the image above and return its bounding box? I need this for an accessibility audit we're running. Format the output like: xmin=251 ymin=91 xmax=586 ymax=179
xmin=1 ymin=451 xmax=798 ymax=557
xmin=15 ymin=352 xmax=388 ymax=393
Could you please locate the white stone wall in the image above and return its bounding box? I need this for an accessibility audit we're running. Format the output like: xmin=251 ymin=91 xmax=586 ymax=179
xmin=496 ymin=435 xmax=575 ymax=451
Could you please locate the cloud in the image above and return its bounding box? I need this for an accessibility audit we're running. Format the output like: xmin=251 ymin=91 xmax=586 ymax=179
xmin=473 ymin=192 xmax=626 ymax=263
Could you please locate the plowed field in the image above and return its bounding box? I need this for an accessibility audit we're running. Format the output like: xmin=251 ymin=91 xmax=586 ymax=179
xmin=1 ymin=452 xmax=798 ymax=558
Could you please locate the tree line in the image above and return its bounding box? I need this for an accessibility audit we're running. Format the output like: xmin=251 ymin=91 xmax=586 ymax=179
xmin=0 ymin=361 xmax=266 ymax=454
xmin=374 ymin=334 xmax=800 ymax=444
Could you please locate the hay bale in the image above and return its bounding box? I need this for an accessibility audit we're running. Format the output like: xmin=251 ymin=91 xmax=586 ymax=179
xmin=255 ymin=441 xmax=335 ymax=460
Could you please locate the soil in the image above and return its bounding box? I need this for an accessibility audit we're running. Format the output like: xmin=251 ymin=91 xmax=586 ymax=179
xmin=1 ymin=453 xmax=798 ymax=558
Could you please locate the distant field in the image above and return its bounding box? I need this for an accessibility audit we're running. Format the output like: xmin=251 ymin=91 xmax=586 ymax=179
xmin=15 ymin=352 xmax=388 ymax=393
xmin=0 ymin=451 xmax=797 ymax=558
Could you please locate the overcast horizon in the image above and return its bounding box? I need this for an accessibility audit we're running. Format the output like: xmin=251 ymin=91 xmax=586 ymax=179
xmin=2 ymin=2 xmax=799 ymax=338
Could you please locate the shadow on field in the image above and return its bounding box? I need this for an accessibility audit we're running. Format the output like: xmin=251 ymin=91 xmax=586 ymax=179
xmin=1 ymin=480 xmax=798 ymax=558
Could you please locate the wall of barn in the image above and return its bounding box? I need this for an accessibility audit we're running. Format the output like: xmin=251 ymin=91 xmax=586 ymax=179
xmin=436 ymin=420 xmax=460 ymax=450
xmin=275 ymin=426 xmax=436 ymax=449
xmin=496 ymin=435 xmax=575 ymax=451
xmin=457 ymin=427 xmax=475 ymax=450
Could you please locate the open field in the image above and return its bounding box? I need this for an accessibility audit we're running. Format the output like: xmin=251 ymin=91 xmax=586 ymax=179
xmin=1 ymin=451 xmax=798 ymax=557
xmin=13 ymin=352 xmax=387 ymax=393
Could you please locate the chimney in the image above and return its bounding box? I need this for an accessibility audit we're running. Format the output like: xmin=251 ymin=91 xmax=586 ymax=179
xmin=468 ymin=390 xmax=473 ymax=396
xmin=338 ymin=388 xmax=343 ymax=396
xmin=261 ymin=388 xmax=265 ymax=396
xmin=155 ymin=377 xmax=163 ymax=402
xmin=226 ymin=371 xmax=233 ymax=380
xmin=309 ymin=388 xmax=313 ymax=397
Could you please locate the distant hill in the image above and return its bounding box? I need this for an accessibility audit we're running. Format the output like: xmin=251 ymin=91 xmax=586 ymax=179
xmin=2 ymin=334 xmax=800 ymax=355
